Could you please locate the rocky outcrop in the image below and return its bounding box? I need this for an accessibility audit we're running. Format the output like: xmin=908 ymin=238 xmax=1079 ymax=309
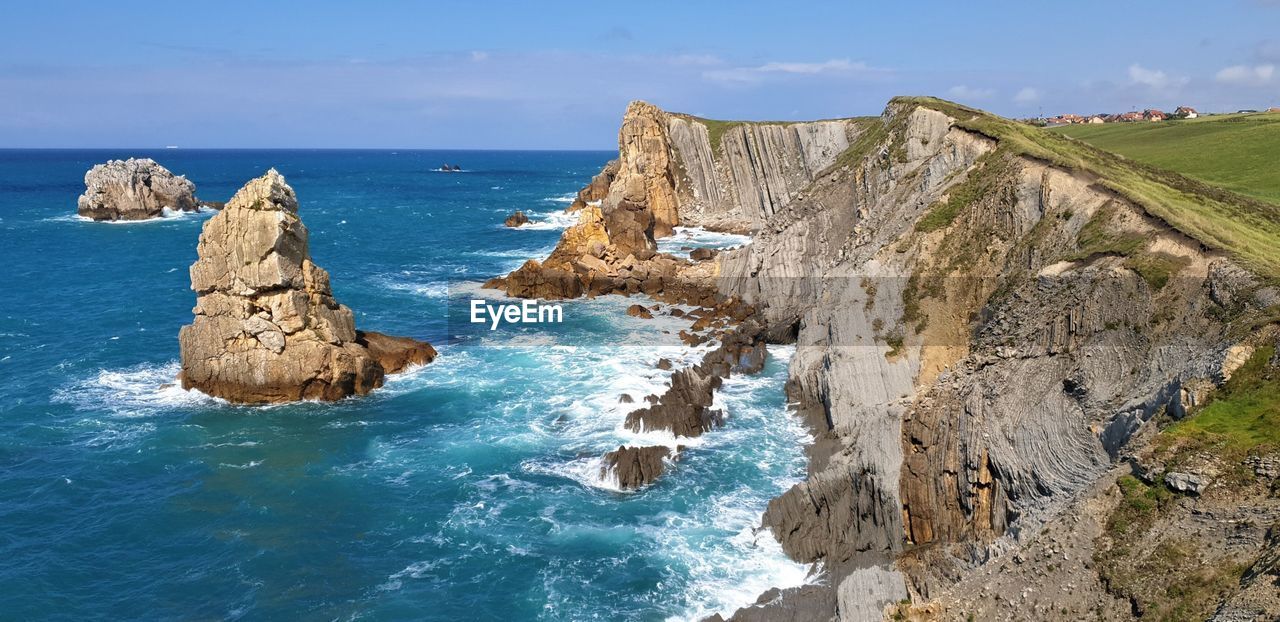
xmin=78 ymin=158 xmax=202 ymax=221
xmin=503 ymin=211 xmax=529 ymax=227
xmin=667 ymin=114 xmax=861 ymax=231
xmin=712 ymin=97 xmax=1277 ymax=618
xmin=601 ymin=445 xmax=672 ymax=489
xmin=178 ymin=169 xmax=434 ymax=404
xmin=567 ymin=159 xmax=618 ymax=213
xmin=502 ymin=95 xmax=1278 ymax=619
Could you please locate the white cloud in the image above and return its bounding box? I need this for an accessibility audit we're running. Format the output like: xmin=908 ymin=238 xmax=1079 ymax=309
xmin=1215 ymin=63 xmax=1275 ymax=86
xmin=1127 ymin=64 xmax=1188 ymax=90
xmin=756 ymin=59 xmax=867 ymax=74
xmin=1013 ymin=87 xmax=1041 ymax=105
xmin=947 ymin=85 xmax=994 ymax=100
xmin=703 ymin=58 xmax=876 ymax=84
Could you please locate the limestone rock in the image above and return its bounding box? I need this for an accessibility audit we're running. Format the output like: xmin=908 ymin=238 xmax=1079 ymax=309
xmin=178 ymin=169 xmax=434 ymax=403
xmin=503 ymin=211 xmax=529 ymax=227
xmin=626 ymin=304 xmax=653 ymax=319
xmin=601 ymin=445 xmax=672 ymax=489
xmin=78 ymin=158 xmax=201 ymax=221
xmin=1164 ymin=471 xmax=1210 ymax=495
xmin=355 ymin=330 xmax=437 ymax=373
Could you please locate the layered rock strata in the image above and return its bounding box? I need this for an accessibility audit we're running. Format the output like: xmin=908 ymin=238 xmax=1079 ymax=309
xmin=78 ymin=158 xmax=203 ymax=221
xmin=524 ymin=98 xmax=1279 ymax=620
xmin=178 ymin=169 xmax=435 ymax=404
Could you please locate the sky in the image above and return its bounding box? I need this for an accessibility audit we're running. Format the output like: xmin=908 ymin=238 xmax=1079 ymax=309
xmin=2 ymin=0 xmax=1279 ymax=149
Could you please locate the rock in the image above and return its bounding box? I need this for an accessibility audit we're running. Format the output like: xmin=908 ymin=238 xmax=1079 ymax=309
xmin=600 ymin=445 xmax=672 ymax=489
xmin=619 ymin=393 xmax=634 ymax=404
xmin=504 ymin=211 xmax=529 ymax=227
xmin=656 ymin=358 xmax=673 ymax=370
xmin=177 ymin=169 xmax=434 ymax=403
xmin=624 ymin=366 xmax=724 ymax=437
xmin=355 ymin=330 xmax=437 ymax=373
xmin=78 ymin=158 xmax=200 ymax=221
xmin=689 ymin=247 xmax=718 ymax=261
xmin=1164 ymin=472 xmax=1210 ymax=495
xmin=626 ymin=304 xmax=653 ymax=319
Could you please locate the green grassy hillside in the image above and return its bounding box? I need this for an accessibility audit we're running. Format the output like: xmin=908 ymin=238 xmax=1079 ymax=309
xmin=882 ymin=97 xmax=1280 ymax=280
xmin=1052 ymin=113 xmax=1280 ymax=204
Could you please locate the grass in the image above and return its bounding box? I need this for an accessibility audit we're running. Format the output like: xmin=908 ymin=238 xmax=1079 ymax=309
xmin=1053 ymin=113 xmax=1280 ymax=204
xmin=1162 ymin=344 xmax=1280 ymax=458
xmin=1097 ymin=476 xmax=1246 ymax=622
xmin=1073 ymin=202 xmax=1145 ymax=257
xmin=915 ymin=151 xmax=1011 ymax=233
xmin=887 ymin=97 xmax=1280 ymax=281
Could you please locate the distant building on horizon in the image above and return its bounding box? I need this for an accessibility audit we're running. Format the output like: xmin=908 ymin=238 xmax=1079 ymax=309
xmin=1174 ymin=106 xmax=1199 ymax=119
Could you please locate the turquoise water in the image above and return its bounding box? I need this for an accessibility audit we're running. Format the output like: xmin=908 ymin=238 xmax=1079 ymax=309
xmin=0 ymin=149 xmax=809 ymax=620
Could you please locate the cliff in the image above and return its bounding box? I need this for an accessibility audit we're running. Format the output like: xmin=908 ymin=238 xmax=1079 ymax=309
xmin=528 ymin=98 xmax=1280 ymax=620
xmin=178 ymin=169 xmax=435 ymax=404
xmin=78 ymin=158 xmax=202 ymax=221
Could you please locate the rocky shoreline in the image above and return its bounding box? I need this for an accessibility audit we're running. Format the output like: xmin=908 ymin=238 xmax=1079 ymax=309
xmin=494 ymin=96 xmax=1280 ymax=620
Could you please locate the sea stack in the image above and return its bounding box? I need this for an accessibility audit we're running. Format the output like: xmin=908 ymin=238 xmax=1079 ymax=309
xmin=78 ymin=158 xmax=201 ymax=221
xmin=177 ymin=169 xmax=435 ymax=404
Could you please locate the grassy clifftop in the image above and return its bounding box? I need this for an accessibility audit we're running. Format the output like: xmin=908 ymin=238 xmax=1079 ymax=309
xmin=1052 ymin=113 xmax=1280 ymax=204
xmin=892 ymin=97 xmax=1280 ymax=281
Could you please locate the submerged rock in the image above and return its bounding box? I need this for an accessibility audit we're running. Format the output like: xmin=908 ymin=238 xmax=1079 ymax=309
xmin=626 ymin=304 xmax=653 ymax=319
xmin=504 ymin=211 xmax=529 ymax=227
xmin=601 ymin=445 xmax=673 ymax=489
xmin=78 ymin=158 xmax=201 ymax=221
xmin=177 ymin=169 xmax=434 ymax=404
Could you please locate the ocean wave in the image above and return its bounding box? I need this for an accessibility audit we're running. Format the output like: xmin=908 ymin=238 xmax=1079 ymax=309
xmin=542 ymin=193 xmax=577 ymax=203
xmin=377 ymin=277 xmax=450 ymax=299
xmin=53 ymin=360 xmax=221 ymax=417
xmin=510 ymin=210 xmax=580 ymax=231
xmin=657 ymin=226 xmax=752 ymax=259
xmin=44 ymin=206 xmax=215 ymax=225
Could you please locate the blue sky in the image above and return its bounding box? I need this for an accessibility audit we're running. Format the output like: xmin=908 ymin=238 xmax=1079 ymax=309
xmin=3 ymin=0 xmax=1279 ymax=148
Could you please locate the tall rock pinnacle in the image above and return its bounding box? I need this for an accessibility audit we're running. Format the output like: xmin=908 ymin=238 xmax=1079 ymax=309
xmin=178 ymin=169 xmax=435 ymax=403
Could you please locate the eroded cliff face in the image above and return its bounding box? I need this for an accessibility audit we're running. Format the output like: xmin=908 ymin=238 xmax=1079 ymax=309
xmin=503 ymin=98 xmax=1278 ymax=620
xmin=715 ymin=100 xmax=1277 ymax=618
xmin=667 ymin=114 xmax=861 ymax=232
xmin=178 ymin=170 xmax=435 ymax=404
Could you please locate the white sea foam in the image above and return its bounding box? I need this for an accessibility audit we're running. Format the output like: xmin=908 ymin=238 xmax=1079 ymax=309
xmin=510 ymin=210 xmax=580 ymax=231
xmin=542 ymin=193 xmax=576 ymax=203
xmin=45 ymin=205 xmax=215 ymax=225
xmin=53 ymin=361 xmax=221 ymax=417
xmin=378 ymin=276 xmax=450 ymax=299
xmin=657 ymin=226 xmax=752 ymax=259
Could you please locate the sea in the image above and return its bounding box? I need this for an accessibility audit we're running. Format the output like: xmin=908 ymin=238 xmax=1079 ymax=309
xmin=0 ymin=149 xmax=812 ymax=621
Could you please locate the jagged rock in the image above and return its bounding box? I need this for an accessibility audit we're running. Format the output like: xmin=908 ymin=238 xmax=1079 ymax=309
xmin=600 ymin=445 xmax=672 ymax=489
xmin=178 ymin=169 xmax=434 ymax=403
xmin=78 ymin=158 xmax=200 ymax=221
xmin=568 ymin=159 xmax=618 ymax=212
xmin=626 ymin=304 xmax=653 ymax=319
xmin=624 ymin=365 xmax=724 ymax=437
xmin=656 ymin=358 xmax=673 ymax=370
xmin=503 ymin=211 xmax=529 ymax=227
xmin=355 ymin=330 xmax=436 ymax=373
xmin=708 ymin=584 xmax=838 ymax=622
xmin=689 ymin=247 xmax=718 ymax=261
xmin=619 ymin=393 xmax=634 ymax=404
xmin=1164 ymin=472 xmax=1210 ymax=495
